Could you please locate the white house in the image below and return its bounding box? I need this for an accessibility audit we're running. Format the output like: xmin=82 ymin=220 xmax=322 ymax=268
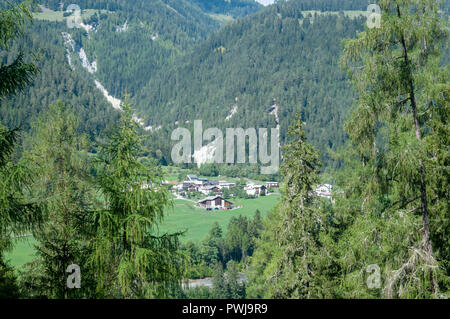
xmin=200 ymin=185 xmax=222 ymax=195
xmin=266 ymin=181 xmax=279 ymax=188
xmin=219 ymin=181 xmax=236 ymax=189
xmin=315 ymin=184 xmax=333 ymax=200
xmin=246 ymin=184 xmax=267 ymax=197
xmin=197 ymin=196 xmax=233 ymax=210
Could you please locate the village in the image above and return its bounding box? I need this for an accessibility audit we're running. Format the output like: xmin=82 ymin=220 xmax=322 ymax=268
xmin=163 ymin=174 xmax=280 ymax=211
xmin=163 ymin=174 xmax=334 ymax=211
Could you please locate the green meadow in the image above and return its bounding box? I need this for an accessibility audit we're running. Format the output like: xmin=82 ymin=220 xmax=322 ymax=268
xmin=158 ymin=194 xmax=281 ymax=242
xmin=5 ymin=236 xmax=37 ymax=270
xmin=208 ymin=13 xmax=234 ymax=25
xmin=6 ymin=194 xmax=281 ymax=269
xmin=33 ymin=8 xmax=108 ymax=22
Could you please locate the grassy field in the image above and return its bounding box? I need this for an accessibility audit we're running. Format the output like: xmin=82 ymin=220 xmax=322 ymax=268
xmin=6 ymin=193 xmax=280 ymax=269
xmin=301 ymin=10 xmax=369 ymax=18
xmin=33 ymin=8 xmax=108 ymax=22
xmin=208 ymin=13 xmax=234 ymax=25
xmin=158 ymin=194 xmax=280 ymax=242
xmin=161 ymin=166 xmax=274 ymax=185
xmin=5 ymin=236 xmax=37 ymax=270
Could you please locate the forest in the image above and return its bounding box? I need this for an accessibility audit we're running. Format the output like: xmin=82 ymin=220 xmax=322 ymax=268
xmin=0 ymin=0 xmax=449 ymax=300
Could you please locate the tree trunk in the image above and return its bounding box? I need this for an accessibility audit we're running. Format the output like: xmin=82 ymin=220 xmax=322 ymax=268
xmin=396 ymin=3 xmax=437 ymax=295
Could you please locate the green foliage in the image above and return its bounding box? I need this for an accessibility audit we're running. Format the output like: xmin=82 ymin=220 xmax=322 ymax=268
xmin=0 ymin=0 xmax=38 ymax=97
xmin=250 ymin=0 xmax=449 ymax=300
xmin=180 ymin=210 xmax=263 ymax=289
xmin=187 ymin=0 xmax=262 ymax=18
xmin=339 ymin=0 xmax=449 ymax=298
xmin=200 ymin=221 xmax=225 ymax=266
xmin=0 ymin=20 xmax=119 ymax=141
xmin=1 ymin=0 xmax=448 ymax=299
xmin=226 ymin=260 xmax=246 ymax=299
xmin=0 ymin=0 xmax=41 ymax=298
xmin=89 ymin=98 xmax=183 ymax=298
xmin=248 ymin=112 xmax=335 ymax=298
xmin=0 ymin=258 xmax=19 ymax=298
xmin=18 ymin=101 xmax=96 ymax=298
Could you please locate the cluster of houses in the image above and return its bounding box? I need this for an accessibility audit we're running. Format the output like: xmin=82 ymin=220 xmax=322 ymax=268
xmin=173 ymin=174 xmax=237 ymax=197
xmin=166 ymin=174 xmax=279 ymax=211
xmin=243 ymin=182 xmax=268 ymax=197
xmin=164 ymin=174 xmax=335 ymax=211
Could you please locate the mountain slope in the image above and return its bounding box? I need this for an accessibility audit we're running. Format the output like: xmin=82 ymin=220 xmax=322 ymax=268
xmin=39 ymin=0 xmax=224 ymax=97
xmin=0 ymin=0 xmax=264 ymax=145
xmin=135 ymin=0 xmax=370 ymax=167
xmin=0 ymin=20 xmax=119 ymax=141
xmin=187 ymin=0 xmax=262 ymax=17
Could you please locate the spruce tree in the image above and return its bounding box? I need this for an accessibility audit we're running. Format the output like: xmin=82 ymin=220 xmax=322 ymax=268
xmin=19 ymin=102 xmax=95 ymax=298
xmin=271 ymin=112 xmax=323 ymax=298
xmin=248 ymin=112 xmax=331 ymax=298
xmin=0 ymin=0 xmax=39 ymax=298
xmin=89 ymin=99 xmax=183 ymax=298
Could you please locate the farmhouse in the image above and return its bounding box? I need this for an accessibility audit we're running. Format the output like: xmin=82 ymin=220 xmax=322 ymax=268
xmin=200 ymin=185 xmax=222 ymax=195
xmin=315 ymin=184 xmax=333 ymax=200
xmin=266 ymin=181 xmax=279 ymax=188
xmin=177 ymin=181 xmax=200 ymax=193
xmin=219 ymin=181 xmax=236 ymax=189
xmin=197 ymin=195 xmax=233 ymax=210
xmin=207 ymin=180 xmax=220 ymax=186
xmin=245 ymin=184 xmax=267 ymax=197
xmin=187 ymin=174 xmax=198 ymax=181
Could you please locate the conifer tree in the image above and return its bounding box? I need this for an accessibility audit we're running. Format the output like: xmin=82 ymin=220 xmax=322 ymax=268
xmin=270 ymin=112 xmax=323 ymax=298
xmin=0 ymin=0 xmax=39 ymax=297
xmin=248 ymin=112 xmax=331 ymax=298
xmin=19 ymin=102 xmax=95 ymax=298
xmin=226 ymin=260 xmax=245 ymax=299
xmin=89 ymin=99 xmax=183 ymax=298
xmin=341 ymin=0 xmax=449 ymax=297
xmin=212 ymin=262 xmax=229 ymax=299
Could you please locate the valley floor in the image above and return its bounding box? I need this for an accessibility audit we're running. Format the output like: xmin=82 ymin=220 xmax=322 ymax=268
xmin=6 ymin=193 xmax=281 ymax=269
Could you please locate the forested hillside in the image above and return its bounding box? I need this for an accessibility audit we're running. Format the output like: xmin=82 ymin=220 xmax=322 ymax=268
xmin=186 ymin=0 xmax=262 ymax=17
xmin=1 ymin=0 xmax=447 ymax=167
xmin=0 ymin=0 xmax=448 ymax=302
xmin=2 ymin=0 xmax=373 ymax=168
xmin=44 ymin=0 xmax=224 ymax=97
xmin=0 ymin=20 xmax=119 ymax=141
xmin=135 ymin=0 xmax=368 ymax=168
xmin=0 ymin=0 xmax=232 ymax=143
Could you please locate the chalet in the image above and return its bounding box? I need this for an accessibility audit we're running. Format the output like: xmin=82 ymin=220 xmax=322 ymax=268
xmin=200 ymin=185 xmax=222 ymax=195
xmin=187 ymin=174 xmax=198 ymax=181
xmin=246 ymin=184 xmax=267 ymax=197
xmin=187 ymin=184 xmax=200 ymax=192
xmin=315 ymin=184 xmax=333 ymax=200
xmin=181 ymin=181 xmax=195 ymax=188
xmin=178 ymin=181 xmax=200 ymax=192
xmin=266 ymin=181 xmax=279 ymax=188
xmin=197 ymin=196 xmax=234 ymax=210
xmin=186 ymin=174 xmax=207 ymax=186
xmin=219 ymin=181 xmax=236 ymax=189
